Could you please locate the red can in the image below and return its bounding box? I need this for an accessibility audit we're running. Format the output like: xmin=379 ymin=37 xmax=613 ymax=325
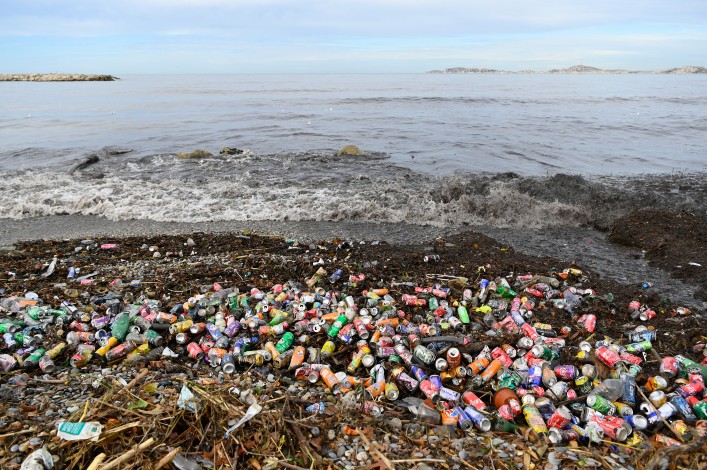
xmin=461 ymin=391 xmax=487 ymax=410
xmin=446 ymin=348 xmax=461 ymax=368
xmin=659 ymin=356 xmax=678 ymax=378
xmin=521 ymin=323 xmax=539 ymax=341
xmin=187 ymin=342 xmax=205 ymax=360
xmin=547 ymin=407 xmax=572 ymax=429
xmin=640 ymin=310 xmax=656 ymax=321
xmin=582 ymin=314 xmax=596 ymax=332
xmin=498 ymin=404 xmax=514 ymax=420
xmin=491 ymin=347 xmax=513 ymax=368
xmin=620 ymin=351 xmax=643 ymax=365
xmin=419 ymin=379 xmax=440 ymax=402
xmin=596 ymin=346 xmax=621 ymax=367
xmin=628 ymin=301 xmax=641 ymax=312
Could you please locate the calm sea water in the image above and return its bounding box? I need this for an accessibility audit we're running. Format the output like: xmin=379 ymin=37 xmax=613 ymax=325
xmin=0 ymin=74 xmax=705 ymax=226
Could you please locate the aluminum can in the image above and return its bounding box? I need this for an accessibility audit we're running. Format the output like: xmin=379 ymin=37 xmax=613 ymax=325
xmin=461 ymin=391 xmax=486 ymax=410
xmin=523 ymin=404 xmax=549 ymax=435
xmin=187 ymin=342 xmax=205 ymax=360
xmin=547 ymin=406 xmax=573 ymax=429
xmin=614 ymin=402 xmax=634 ymax=417
xmin=624 ymin=414 xmax=648 ymax=430
xmin=393 ymin=370 xmax=419 ymax=391
xmin=419 ymin=379 xmax=440 ymax=403
xmin=439 ymin=386 xmax=460 ymax=403
xmin=639 ymin=309 xmax=656 ymax=321
xmin=645 ymin=375 xmax=668 ymax=392
xmin=670 ymin=395 xmax=697 ymax=422
xmin=527 ymin=365 xmax=542 ymax=387
xmin=455 ymin=406 xmax=473 ymax=430
xmin=435 ymin=357 xmax=448 ymax=372
xmin=621 ymin=373 xmax=637 ymax=405
xmin=463 ymin=405 xmax=491 ymax=431
xmin=595 ymin=346 xmax=621 ymax=367
xmin=535 ymin=397 xmax=556 ymax=421
xmin=590 ymin=415 xmax=629 ymax=441
xmin=659 ymin=356 xmax=678 ymax=378
xmin=446 ymin=348 xmax=461 ymax=368
xmin=587 ymin=394 xmax=616 ymax=415
xmin=554 ymin=365 xmax=577 ymax=381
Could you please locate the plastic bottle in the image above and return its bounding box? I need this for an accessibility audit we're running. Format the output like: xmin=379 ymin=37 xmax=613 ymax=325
xmin=589 ymin=378 xmax=624 ymax=402
xmin=111 ymin=312 xmax=130 ymax=341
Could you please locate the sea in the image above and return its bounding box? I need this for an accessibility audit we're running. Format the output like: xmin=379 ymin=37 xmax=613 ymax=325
xmin=0 ymin=73 xmax=705 ymax=226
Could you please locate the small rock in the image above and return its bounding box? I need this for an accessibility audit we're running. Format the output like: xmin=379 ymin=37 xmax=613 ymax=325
xmin=177 ymin=149 xmax=212 ymax=159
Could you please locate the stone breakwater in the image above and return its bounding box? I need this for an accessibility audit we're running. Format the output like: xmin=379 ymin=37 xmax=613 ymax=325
xmin=0 ymin=74 xmax=116 ymax=82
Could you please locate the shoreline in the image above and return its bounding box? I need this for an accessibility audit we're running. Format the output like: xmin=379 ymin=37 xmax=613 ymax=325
xmin=2 ymin=214 xmax=703 ymax=308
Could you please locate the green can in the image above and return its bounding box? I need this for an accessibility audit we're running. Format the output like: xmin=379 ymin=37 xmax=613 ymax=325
xmin=587 ymin=394 xmax=616 ymax=415
xmin=457 ymin=305 xmax=470 ymax=324
xmin=626 ymin=340 xmax=652 ymax=353
xmin=693 ymin=401 xmax=707 ymax=420
xmin=0 ymin=323 xmax=17 ymax=334
xmin=275 ymin=332 xmax=294 ymax=353
xmin=327 ymin=314 xmax=348 ymax=338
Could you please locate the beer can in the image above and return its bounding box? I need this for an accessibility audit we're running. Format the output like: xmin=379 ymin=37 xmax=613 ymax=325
xmin=649 ymin=390 xmax=667 ymax=408
xmin=624 ymin=414 xmax=647 ymax=430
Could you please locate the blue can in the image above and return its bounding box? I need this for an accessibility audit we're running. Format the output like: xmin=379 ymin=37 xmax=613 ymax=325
xmin=463 ymin=405 xmax=491 ymax=431
xmin=670 ymin=395 xmax=698 ymax=422
xmin=429 ymin=374 xmax=442 ymax=390
xmin=620 ymin=373 xmax=637 ymax=406
xmin=624 ymin=414 xmax=648 ymax=430
xmin=439 ymin=386 xmax=460 ymax=403
xmin=410 ymin=365 xmax=428 ymax=382
xmin=528 ymin=365 xmax=543 ymax=387
xmin=455 ymin=406 xmax=473 ymax=430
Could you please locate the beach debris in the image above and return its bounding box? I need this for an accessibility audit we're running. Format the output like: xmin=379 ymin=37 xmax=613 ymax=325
xmin=219 ymin=146 xmax=244 ymax=155
xmin=19 ymin=448 xmax=53 ymax=470
xmin=1 ymin=231 xmax=705 ymax=469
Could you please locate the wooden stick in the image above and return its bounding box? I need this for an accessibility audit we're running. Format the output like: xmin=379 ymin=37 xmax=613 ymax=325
xmin=635 ymin=386 xmax=684 ymax=443
xmin=119 ymin=368 xmax=149 ymax=393
xmin=278 ymin=462 xmax=310 ymax=470
xmin=86 ymin=453 xmax=106 ymax=470
xmin=154 ymin=446 xmax=181 ymax=470
xmin=0 ymin=429 xmax=34 ymax=439
xmin=357 ymin=428 xmax=395 ymax=470
xmin=99 ymin=437 xmax=155 ymax=470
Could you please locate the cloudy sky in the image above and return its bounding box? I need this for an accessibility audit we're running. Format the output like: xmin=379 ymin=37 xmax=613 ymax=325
xmin=2 ymin=0 xmax=706 ymax=73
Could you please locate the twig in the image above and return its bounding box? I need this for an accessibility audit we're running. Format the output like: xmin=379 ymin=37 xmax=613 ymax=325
xmin=278 ymin=462 xmax=311 ymax=470
xmin=154 ymin=446 xmax=181 ymax=470
xmin=86 ymin=453 xmax=106 ymax=470
xmin=645 ymin=437 xmax=707 ymax=470
xmin=634 ymin=386 xmax=684 ymax=443
xmin=390 ymin=458 xmax=447 ymax=464
xmin=119 ymin=368 xmax=149 ymax=393
xmin=0 ymin=429 xmax=35 ymax=439
xmin=357 ymin=428 xmax=395 ymax=470
xmin=99 ymin=437 xmax=155 ymax=470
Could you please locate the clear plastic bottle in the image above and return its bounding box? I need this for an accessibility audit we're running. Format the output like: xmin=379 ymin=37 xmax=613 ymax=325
xmin=589 ymin=378 xmax=624 ymax=402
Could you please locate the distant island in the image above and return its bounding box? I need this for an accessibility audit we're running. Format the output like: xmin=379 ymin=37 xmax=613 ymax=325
xmin=0 ymin=74 xmax=117 ymax=82
xmin=427 ymin=65 xmax=707 ymax=74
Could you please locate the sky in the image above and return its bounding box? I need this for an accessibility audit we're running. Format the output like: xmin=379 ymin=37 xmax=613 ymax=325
xmin=1 ymin=0 xmax=706 ymax=74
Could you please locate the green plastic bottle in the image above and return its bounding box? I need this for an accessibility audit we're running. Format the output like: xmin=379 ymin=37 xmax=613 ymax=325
xmin=457 ymin=305 xmax=470 ymax=324
xmin=111 ymin=312 xmax=131 ymax=341
xmin=496 ymin=285 xmax=517 ymax=299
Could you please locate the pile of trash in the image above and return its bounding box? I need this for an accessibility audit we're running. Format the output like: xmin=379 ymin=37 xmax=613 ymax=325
xmin=0 ymin=232 xmax=705 ymax=470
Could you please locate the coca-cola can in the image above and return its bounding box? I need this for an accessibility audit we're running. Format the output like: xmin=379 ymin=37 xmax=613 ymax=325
xmin=187 ymin=342 xmax=204 ymax=360
xmin=461 ymin=391 xmax=487 ymax=410
xmin=547 ymin=407 xmax=573 ymax=429
xmin=659 ymin=356 xmax=678 ymax=378
xmin=639 ymin=310 xmax=656 ymax=321
xmin=596 ymin=346 xmax=621 ymax=367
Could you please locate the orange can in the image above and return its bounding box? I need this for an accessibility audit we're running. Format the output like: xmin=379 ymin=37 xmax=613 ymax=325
xmin=441 ymin=408 xmax=460 ymax=426
xmin=264 ymin=341 xmax=280 ymax=359
xmin=320 ymin=367 xmax=340 ymax=389
xmin=290 ymin=346 xmax=306 ymax=368
xmin=469 ymin=356 xmax=490 ymax=375
xmin=480 ymin=358 xmax=503 ymax=382
xmin=365 ymin=381 xmax=385 ymax=400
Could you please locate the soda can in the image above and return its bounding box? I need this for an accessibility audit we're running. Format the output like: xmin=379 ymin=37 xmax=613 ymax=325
xmin=491 ymin=347 xmax=513 ymax=368
xmin=441 ymin=408 xmax=460 ymax=426
xmin=670 ymin=395 xmax=697 ymax=422
xmin=645 ymin=375 xmax=668 ymax=392
xmin=527 ymin=365 xmax=543 ymax=387
xmin=394 ymin=370 xmax=419 ymax=391
xmin=446 ymin=348 xmax=461 ymax=368
xmin=595 ymin=346 xmax=621 ymax=367
xmin=621 ymin=373 xmax=637 ymax=405
xmin=623 ymin=414 xmax=647 ymax=430
xmin=385 ymin=382 xmax=399 ymax=401
xmin=461 ymin=391 xmax=486 ymax=411
xmin=649 ymin=390 xmax=667 ymax=408
xmin=672 ymin=420 xmax=689 ymax=435
xmin=590 ymin=415 xmax=629 ymax=441
xmin=627 ymin=329 xmax=656 ymax=342
xmin=659 ymin=356 xmax=678 ymax=378
xmin=419 ymin=379 xmax=440 ymax=403
xmin=547 ymin=406 xmax=573 ymax=429
xmin=523 ymin=404 xmax=549 ymax=435
xmin=365 ymin=381 xmax=385 ymax=400
xmin=554 ymin=365 xmax=577 ymax=381
xmin=587 ymin=395 xmax=616 ymax=415
xmin=549 ymin=381 xmax=569 ymax=401
xmin=38 ymin=355 xmax=55 ymax=373
xmin=619 ymin=351 xmax=643 ymax=365
xmin=363 ymin=401 xmax=384 ymax=417
xmin=455 ymin=406 xmax=473 ymax=430
xmin=439 ymin=386 xmax=460 ymax=403
xmin=648 ymin=402 xmax=677 ymax=424
xmin=677 ymin=381 xmax=704 ymax=398
xmin=320 ymin=367 xmax=340 ymax=389
xmin=0 ymin=354 xmax=17 ymax=372
xmin=187 ymin=342 xmax=205 ymax=360
xmin=639 ymin=310 xmax=656 ymax=321
xmin=413 ymin=345 xmax=436 ymax=365
xmin=463 ymin=405 xmax=491 ymax=432
xmin=321 ymin=340 xmax=336 ymax=357
xmin=221 ymin=354 xmax=236 ymax=374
